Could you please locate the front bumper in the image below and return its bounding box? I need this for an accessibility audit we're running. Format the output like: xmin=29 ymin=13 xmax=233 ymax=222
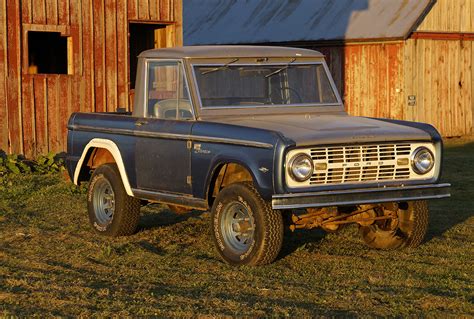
xmin=272 ymin=183 xmax=451 ymax=210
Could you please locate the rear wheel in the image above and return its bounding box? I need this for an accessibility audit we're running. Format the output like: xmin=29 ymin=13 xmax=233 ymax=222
xmin=211 ymin=182 xmax=284 ymax=265
xmin=87 ymin=163 xmax=141 ymax=236
xmin=359 ymin=201 xmax=429 ymax=249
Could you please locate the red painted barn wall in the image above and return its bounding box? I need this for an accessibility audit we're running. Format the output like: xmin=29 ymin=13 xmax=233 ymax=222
xmin=301 ymin=41 xmax=473 ymax=137
xmin=1 ymin=0 xmax=182 ymax=157
xmin=303 ymin=43 xmax=405 ymax=122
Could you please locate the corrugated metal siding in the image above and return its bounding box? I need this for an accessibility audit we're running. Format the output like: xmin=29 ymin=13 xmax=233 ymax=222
xmin=417 ymin=0 xmax=474 ymax=33
xmin=1 ymin=0 xmax=182 ymax=157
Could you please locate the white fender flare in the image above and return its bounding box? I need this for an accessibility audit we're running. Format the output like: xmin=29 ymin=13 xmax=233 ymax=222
xmin=73 ymin=138 xmax=134 ymax=196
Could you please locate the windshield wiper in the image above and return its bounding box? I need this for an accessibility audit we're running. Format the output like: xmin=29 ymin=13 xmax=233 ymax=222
xmin=201 ymin=58 xmax=239 ymax=75
xmin=265 ymin=58 xmax=297 ymax=78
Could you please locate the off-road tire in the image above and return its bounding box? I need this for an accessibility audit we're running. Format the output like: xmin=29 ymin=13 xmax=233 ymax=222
xmin=211 ymin=182 xmax=284 ymax=266
xmin=87 ymin=163 xmax=141 ymax=236
xmin=359 ymin=201 xmax=429 ymax=249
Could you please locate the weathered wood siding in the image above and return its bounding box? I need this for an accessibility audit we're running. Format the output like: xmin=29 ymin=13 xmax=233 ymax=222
xmin=417 ymin=0 xmax=474 ymax=33
xmin=1 ymin=0 xmax=182 ymax=157
xmin=403 ymin=39 xmax=473 ymax=137
xmin=309 ymin=40 xmax=473 ymax=137
xmin=343 ymin=43 xmax=405 ymax=121
xmin=305 ymin=43 xmax=405 ymax=124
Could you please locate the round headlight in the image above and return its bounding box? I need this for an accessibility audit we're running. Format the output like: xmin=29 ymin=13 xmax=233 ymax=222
xmin=411 ymin=147 xmax=435 ymax=175
xmin=288 ymin=153 xmax=314 ymax=182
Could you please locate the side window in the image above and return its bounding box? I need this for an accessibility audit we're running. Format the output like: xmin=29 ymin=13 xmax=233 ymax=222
xmin=147 ymin=61 xmax=193 ymax=120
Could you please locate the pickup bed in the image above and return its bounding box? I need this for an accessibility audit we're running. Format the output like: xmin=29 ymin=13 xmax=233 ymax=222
xmin=67 ymin=46 xmax=450 ymax=266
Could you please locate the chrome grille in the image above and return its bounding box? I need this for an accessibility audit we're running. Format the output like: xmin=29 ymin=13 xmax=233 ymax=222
xmin=309 ymin=144 xmax=411 ymax=185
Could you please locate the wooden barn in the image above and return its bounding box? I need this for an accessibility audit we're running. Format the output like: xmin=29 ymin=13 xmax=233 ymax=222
xmin=184 ymin=0 xmax=474 ymax=138
xmin=0 ymin=0 xmax=182 ymax=157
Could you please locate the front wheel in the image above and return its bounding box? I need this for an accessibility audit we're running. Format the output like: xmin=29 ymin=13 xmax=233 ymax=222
xmin=359 ymin=201 xmax=429 ymax=249
xmin=87 ymin=163 xmax=141 ymax=236
xmin=211 ymin=182 xmax=284 ymax=266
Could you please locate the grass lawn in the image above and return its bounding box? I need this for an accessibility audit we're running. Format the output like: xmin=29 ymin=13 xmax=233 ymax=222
xmin=1 ymin=138 xmax=473 ymax=317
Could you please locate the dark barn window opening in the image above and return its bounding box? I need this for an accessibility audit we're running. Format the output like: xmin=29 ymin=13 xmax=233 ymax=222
xmin=27 ymin=31 xmax=70 ymax=75
xmin=129 ymin=23 xmax=167 ymax=89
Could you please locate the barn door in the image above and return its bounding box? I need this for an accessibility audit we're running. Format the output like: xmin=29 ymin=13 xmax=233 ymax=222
xmin=128 ymin=23 xmax=176 ymax=109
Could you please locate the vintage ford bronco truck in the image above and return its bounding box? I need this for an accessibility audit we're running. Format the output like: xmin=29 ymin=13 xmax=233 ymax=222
xmin=67 ymin=46 xmax=450 ymax=265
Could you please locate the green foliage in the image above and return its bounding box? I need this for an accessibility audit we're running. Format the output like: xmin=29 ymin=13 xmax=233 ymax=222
xmin=0 ymin=152 xmax=64 ymax=180
xmin=34 ymin=152 xmax=64 ymax=174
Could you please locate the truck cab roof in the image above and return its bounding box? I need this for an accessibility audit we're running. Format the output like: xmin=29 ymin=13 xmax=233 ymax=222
xmin=138 ymin=45 xmax=325 ymax=59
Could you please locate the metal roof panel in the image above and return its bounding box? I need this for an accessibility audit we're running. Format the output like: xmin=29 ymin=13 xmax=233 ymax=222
xmin=184 ymin=0 xmax=435 ymax=45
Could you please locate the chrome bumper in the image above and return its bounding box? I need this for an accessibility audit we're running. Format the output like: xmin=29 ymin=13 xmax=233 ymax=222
xmin=272 ymin=183 xmax=451 ymax=210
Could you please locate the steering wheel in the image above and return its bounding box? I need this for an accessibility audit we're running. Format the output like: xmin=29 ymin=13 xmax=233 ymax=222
xmin=271 ymin=86 xmax=302 ymax=104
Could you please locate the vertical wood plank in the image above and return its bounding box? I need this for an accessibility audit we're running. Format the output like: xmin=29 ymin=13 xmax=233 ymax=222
xmin=69 ymin=0 xmax=83 ymax=76
xmin=105 ymin=0 xmax=118 ymax=112
xmin=58 ymin=76 xmax=69 ymax=149
xmin=417 ymin=0 xmax=474 ymax=33
xmin=471 ymin=41 xmax=474 ymax=135
xmin=387 ymin=44 xmax=395 ymax=119
xmin=46 ymin=0 xmax=58 ymax=24
xmin=128 ymin=0 xmax=138 ymax=20
xmin=31 ymin=0 xmax=47 ymax=24
xmin=350 ymin=45 xmax=362 ymax=116
xmin=160 ymin=0 xmax=170 ymax=21
xmin=117 ymin=0 xmax=129 ymax=110
xmin=471 ymin=0 xmax=474 ymax=32
xmin=378 ymin=44 xmax=387 ymax=118
xmin=360 ymin=45 xmax=368 ymax=117
xmin=0 ymin=0 xmax=9 ymax=151
xmin=149 ymin=0 xmax=159 ymax=20
xmin=21 ymin=0 xmax=32 ymax=24
xmin=93 ymin=0 xmax=106 ymax=112
xmin=6 ymin=0 xmax=23 ymax=154
xmin=343 ymin=46 xmax=351 ymax=110
xmin=33 ymin=76 xmax=48 ymax=155
xmin=21 ymin=75 xmax=36 ymax=158
xmin=434 ymin=40 xmax=444 ymax=134
xmin=174 ymin=0 xmax=182 ymax=45
xmin=47 ymin=76 xmax=60 ymax=152
xmin=81 ymin=0 xmax=94 ymax=113
xmin=58 ymin=0 xmax=70 ymax=25
xmin=416 ymin=41 xmax=425 ymax=129
xmin=412 ymin=40 xmax=420 ymax=123
xmin=138 ymin=0 xmax=149 ymax=20
xmin=460 ymin=40 xmax=471 ymax=135
xmin=403 ymin=40 xmax=415 ymax=121
xmin=425 ymin=41 xmax=433 ymax=132
xmin=365 ymin=45 xmax=374 ymax=117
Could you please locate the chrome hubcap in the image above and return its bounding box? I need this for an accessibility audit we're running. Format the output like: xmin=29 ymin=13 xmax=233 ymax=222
xmin=221 ymin=201 xmax=255 ymax=254
xmin=93 ymin=178 xmax=115 ymax=225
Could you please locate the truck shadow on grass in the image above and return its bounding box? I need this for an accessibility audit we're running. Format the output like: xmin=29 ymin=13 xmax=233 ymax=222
xmin=424 ymin=141 xmax=474 ymax=241
xmin=137 ymin=204 xmax=205 ymax=232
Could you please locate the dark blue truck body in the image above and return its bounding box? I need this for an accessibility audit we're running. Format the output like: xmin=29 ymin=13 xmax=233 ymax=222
xmin=66 ymin=46 xmax=450 ymax=212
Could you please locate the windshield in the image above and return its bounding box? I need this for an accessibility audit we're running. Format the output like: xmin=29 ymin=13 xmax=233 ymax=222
xmin=193 ymin=63 xmax=339 ymax=108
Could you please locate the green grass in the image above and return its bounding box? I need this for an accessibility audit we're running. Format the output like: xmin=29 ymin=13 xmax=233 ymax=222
xmin=1 ymin=139 xmax=473 ymax=317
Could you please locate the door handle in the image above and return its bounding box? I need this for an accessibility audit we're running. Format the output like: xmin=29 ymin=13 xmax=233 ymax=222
xmin=135 ymin=120 xmax=148 ymax=127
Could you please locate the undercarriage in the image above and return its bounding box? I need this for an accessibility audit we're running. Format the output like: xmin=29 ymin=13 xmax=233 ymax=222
xmin=289 ymin=203 xmax=404 ymax=232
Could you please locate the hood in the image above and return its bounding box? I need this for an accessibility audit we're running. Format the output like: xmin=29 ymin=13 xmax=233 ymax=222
xmin=207 ymin=113 xmax=432 ymax=146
